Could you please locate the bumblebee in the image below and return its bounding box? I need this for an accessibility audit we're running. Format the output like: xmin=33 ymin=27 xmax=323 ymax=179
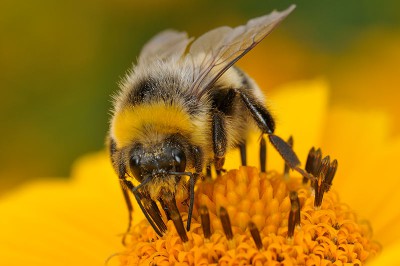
xmin=109 ymin=5 xmax=302 ymax=242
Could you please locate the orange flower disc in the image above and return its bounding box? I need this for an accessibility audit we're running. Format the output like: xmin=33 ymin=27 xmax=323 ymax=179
xmin=119 ymin=166 xmax=380 ymax=265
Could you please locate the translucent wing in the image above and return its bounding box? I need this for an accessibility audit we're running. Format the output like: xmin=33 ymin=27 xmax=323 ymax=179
xmin=187 ymin=5 xmax=295 ymax=97
xmin=138 ymin=30 xmax=192 ymax=64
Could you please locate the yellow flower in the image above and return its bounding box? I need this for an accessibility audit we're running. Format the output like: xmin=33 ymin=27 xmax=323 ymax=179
xmin=0 ymin=79 xmax=398 ymax=265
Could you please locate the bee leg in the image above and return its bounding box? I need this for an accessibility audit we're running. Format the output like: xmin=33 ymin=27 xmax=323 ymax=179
xmin=212 ymin=110 xmax=227 ymax=173
xmin=119 ymin=180 xmax=134 ymax=245
xmin=187 ymin=172 xmax=201 ymax=231
xmin=237 ymin=90 xmax=302 ymax=170
xmin=260 ymin=136 xmax=267 ymax=172
xmin=187 ymin=146 xmax=203 ymax=230
xmin=239 ymin=141 xmax=247 ymax=166
xmin=206 ymin=163 xmax=212 ymax=179
xmin=268 ymin=134 xmax=300 ymax=169
xmin=111 ymin=138 xmax=136 ymax=244
xmin=215 ymin=157 xmax=225 ymax=176
xmin=237 ymin=89 xmax=275 ymax=134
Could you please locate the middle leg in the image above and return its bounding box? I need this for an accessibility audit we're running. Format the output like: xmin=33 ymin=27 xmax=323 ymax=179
xmin=212 ymin=109 xmax=227 ymax=173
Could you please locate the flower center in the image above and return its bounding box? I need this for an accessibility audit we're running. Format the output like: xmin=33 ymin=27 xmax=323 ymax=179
xmin=116 ymin=152 xmax=381 ymax=265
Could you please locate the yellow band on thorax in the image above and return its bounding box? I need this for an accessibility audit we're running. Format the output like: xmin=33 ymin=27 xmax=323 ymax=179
xmin=111 ymin=103 xmax=193 ymax=148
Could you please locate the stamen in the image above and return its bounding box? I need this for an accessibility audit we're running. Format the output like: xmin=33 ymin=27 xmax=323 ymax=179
xmin=219 ymin=207 xmax=233 ymax=240
xmin=199 ymin=205 xmax=211 ymax=239
xmin=304 ymin=147 xmax=323 ymax=185
xmin=259 ymin=136 xmax=267 ymax=172
xmin=314 ymin=156 xmax=331 ymax=208
xmin=288 ymin=196 xmax=300 ymax=240
xmin=289 ymin=191 xmax=301 ymax=227
xmin=304 ymin=147 xmax=315 ymax=183
xmin=248 ymin=221 xmax=263 ymax=250
xmin=312 ymin=148 xmax=323 ymax=177
xmin=323 ymin=159 xmax=338 ymax=192
xmin=305 ymin=147 xmax=315 ymax=173
xmin=284 ymin=136 xmax=294 ymax=178
xmin=318 ymin=156 xmax=330 ymax=177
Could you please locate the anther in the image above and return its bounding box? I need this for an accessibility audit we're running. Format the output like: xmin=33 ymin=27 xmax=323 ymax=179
xmin=259 ymin=136 xmax=267 ymax=172
xmin=199 ymin=205 xmax=211 ymax=239
xmin=323 ymin=159 xmax=338 ymax=192
xmin=288 ymin=198 xmax=300 ymax=239
xmin=248 ymin=221 xmax=263 ymax=250
xmin=314 ymin=156 xmax=330 ymax=208
xmin=304 ymin=147 xmax=315 ymax=183
xmin=289 ymin=191 xmax=301 ymax=227
xmin=317 ymin=156 xmax=330 ymax=177
xmin=305 ymin=147 xmax=315 ymax=173
xmin=304 ymin=147 xmax=323 ymax=185
xmin=312 ymin=148 xmax=323 ymax=177
xmin=219 ymin=207 xmax=233 ymax=240
xmin=284 ymin=136 xmax=294 ymax=178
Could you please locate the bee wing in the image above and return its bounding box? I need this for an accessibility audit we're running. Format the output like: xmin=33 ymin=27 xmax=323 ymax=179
xmin=138 ymin=30 xmax=193 ymax=64
xmin=187 ymin=5 xmax=295 ymax=97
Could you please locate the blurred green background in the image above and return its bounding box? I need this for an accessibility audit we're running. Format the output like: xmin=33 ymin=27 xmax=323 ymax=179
xmin=1 ymin=0 xmax=399 ymax=192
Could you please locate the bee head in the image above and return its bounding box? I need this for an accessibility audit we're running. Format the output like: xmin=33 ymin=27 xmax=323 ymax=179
xmin=129 ymin=137 xmax=187 ymax=183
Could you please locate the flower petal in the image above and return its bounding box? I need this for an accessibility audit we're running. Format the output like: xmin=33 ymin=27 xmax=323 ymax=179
xmin=0 ymin=152 xmax=142 ymax=266
xmin=369 ymin=241 xmax=400 ymax=266
xmin=363 ymin=137 xmax=400 ymax=246
xmin=321 ymin=108 xmax=400 ymax=245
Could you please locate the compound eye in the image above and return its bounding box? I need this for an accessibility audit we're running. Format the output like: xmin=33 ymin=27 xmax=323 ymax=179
xmin=129 ymin=155 xmax=143 ymax=182
xmin=172 ymin=148 xmax=186 ymax=172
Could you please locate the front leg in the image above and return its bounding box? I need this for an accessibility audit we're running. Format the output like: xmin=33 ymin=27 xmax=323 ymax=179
xmin=237 ymin=89 xmax=301 ymax=170
xmin=238 ymin=89 xmax=275 ymax=134
xmin=109 ymin=137 xmax=136 ymax=245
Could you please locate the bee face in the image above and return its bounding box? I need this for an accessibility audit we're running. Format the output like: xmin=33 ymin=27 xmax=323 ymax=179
xmin=128 ymin=138 xmax=187 ymax=183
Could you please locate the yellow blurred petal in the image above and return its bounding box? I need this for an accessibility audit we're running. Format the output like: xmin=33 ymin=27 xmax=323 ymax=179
xmin=322 ymin=108 xmax=389 ymax=180
xmin=369 ymin=241 xmax=400 ymax=266
xmin=320 ymin=108 xmax=400 ymax=246
xmin=270 ymin=78 xmax=329 ymax=158
xmin=0 ymin=152 xmax=144 ymax=266
xmin=364 ymin=137 xmax=400 ymax=246
xmin=0 ymin=181 xmax=111 ymax=266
